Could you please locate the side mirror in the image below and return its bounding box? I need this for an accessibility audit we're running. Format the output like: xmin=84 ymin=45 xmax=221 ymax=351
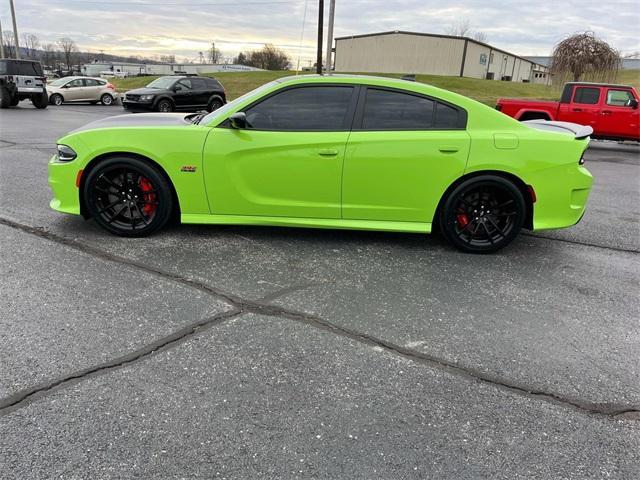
xmin=173 ymin=85 xmax=183 ymax=92
xmin=229 ymin=112 xmax=248 ymax=129
xmin=630 ymin=98 xmax=639 ymax=109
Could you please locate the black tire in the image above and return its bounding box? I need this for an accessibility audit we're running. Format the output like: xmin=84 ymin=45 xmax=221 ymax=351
xmin=439 ymin=175 xmax=526 ymax=253
xmin=32 ymin=92 xmax=48 ymax=109
xmin=84 ymin=156 xmax=174 ymax=237
xmin=156 ymin=99 xmax=173 ymax=112
xmin=0 ymin=85 xmax=12 ymax=108
xmin=10 ymin=95 xmax=20 ymax=106
xmin=50 ymin=93 xmax=64 ymax=106
xmin=100 ymin=93 xmax=114 ymax=106
xmin=207 ymin=97 xmax=223 ymax=112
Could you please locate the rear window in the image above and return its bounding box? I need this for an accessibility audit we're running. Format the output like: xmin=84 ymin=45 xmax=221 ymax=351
xmin=206 ymin=78 xmax=222 ymax=89
xmin=17 ymin=61 xmax=43 ymax=76
xmin=191 ymin=78 xmax=208 ymax=89
xmin=573 ymin=87 xmax=600 ymax=105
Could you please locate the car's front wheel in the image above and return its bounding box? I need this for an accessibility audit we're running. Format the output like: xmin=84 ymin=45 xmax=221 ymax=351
xmin=84 ymin=157 xmax=174 ymax=237
xmin=156 ymin=99 xmax=173 ymax=112
xmin=50 ymin=93 xmax=64 ymax=106
xmin=439 ymin=175 xmax=525 ymax=253
xmin=100 ymin=93 xmax=114 ymax=105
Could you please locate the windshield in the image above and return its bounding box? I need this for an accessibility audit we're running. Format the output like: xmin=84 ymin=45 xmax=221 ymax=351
xmin=200 ymin=80 xmax=281 ymax=125
xmin=146 ymin=77 xmax=177 ymax=89
xmin=48 ymin=78 xmax=70 ymax=86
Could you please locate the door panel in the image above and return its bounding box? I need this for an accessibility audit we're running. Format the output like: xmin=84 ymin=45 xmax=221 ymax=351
xmin=63 ymin=79 xmax=85 ymax=101
xmin=343 ymin=130 xmax=471 ymax=222
xmin=558 ymin=86 xmax=601 ymax=128
xmin=597 ymin=88 xmax=640 ymax=139
xmin=203 ymin=129 xmax=348 ymax=218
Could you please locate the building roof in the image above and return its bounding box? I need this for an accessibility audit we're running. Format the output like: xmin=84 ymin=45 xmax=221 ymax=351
xmin=335 ymin=30 xmax=547 ymax=68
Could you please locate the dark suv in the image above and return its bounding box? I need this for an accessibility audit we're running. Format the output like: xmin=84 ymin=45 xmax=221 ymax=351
xmin=0 ymin=58 xmax=48 ymax=109
xmin=122 ymin=75 xmax=226 ymax=112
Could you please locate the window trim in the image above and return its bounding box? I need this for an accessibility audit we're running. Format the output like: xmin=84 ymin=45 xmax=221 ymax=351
xmin=352 ymin=85 xmax=468 ymax=131
xmin=219 ymin=83 xmax=360 ymax=132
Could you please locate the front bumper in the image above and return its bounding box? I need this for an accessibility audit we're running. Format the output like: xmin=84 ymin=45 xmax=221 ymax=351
xmin=48 ymin=154 xmax=81 ymax=215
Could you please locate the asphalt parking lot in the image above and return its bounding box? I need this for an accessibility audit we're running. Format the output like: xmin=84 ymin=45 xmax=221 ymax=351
xmin=1 ymin=103 xmax=639 ymax=479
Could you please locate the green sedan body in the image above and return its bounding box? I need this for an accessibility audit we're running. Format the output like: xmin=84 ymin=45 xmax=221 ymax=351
xmin=49 ymin=74 xmax=593 ymax=252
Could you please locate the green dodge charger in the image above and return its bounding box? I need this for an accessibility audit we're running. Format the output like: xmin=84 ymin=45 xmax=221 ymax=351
xmin=49 ymin=74 xmax=593 ymax=252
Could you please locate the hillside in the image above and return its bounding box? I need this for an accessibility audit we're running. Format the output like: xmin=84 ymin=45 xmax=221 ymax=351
xmin=111 ymin=69 xmax=640 ymax=106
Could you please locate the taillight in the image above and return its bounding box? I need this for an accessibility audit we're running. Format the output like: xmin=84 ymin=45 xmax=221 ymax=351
xmin=106 ymin=83 xmax=115 ymax=89
xmin=495 ymin=103 xmax=502 ymax=111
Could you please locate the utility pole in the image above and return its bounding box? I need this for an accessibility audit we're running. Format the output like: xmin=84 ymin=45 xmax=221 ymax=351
xmin=9 ymin=0 xmax=20 ymax=59
xmin=316 ymin=0 xmax=323 ymax=74
xmin=324 ymin=0 xmax=335 ymax=74
xmin=0 ymin=16 xmax=5 ymax=58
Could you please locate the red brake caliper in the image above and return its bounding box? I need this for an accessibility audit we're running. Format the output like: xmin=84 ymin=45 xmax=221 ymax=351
xmin=139 ymin=177 xmax=156 ymax=216
xmin=456 ymin=212 xmax=469 ymax=229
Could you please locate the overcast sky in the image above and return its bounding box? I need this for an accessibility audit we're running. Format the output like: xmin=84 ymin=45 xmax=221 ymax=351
xmin=2 ymin=0 xmax=638 ymax=64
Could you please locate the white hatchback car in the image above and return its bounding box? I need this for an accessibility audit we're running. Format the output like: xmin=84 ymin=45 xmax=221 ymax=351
xmin=47 ymin=76 xmax=118 ymax=106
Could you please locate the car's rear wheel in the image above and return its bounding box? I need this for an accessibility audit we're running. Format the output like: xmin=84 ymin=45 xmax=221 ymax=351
xmin=32 ymin=92 xmax=48 ymax=109
xmin=207 ymin=97 xmax=223 ymax=112
xmin=100 ymin=93 xmax=113 ymax=105
xmin=0 ymin=86 xmax=12 ymax=108
xmin=50 ymin=93 xmax=64 ymax=106
xmin=84 ymin=157 xmax=173 ymax=237
xmin=156 ymin=99 xmax=173 ymax=112
xmin=10 ymin=95 xmax=20 ymax=106
xmin=439 ymin=176 xmax=525 ymax=253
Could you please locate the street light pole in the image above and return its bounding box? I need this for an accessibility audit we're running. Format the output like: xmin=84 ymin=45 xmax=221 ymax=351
xmin=9 ymin=0 xmax=20 ymax=59
xmin=324 ymin=0 xmax=335 ymax=74
xmin=0 ymin=17 xmax=5 ymax=58
xmin=315 ymin=0 xmax=323 ymax=74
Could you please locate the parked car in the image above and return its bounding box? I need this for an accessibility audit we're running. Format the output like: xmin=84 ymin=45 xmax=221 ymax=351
xmin=47 ymin=76 xmax=117 ymax=106
xmin=496 ymin=82 xmax=640 ymax=141
xmin=122 ymin=75 xmax=225 ymax=113
xmin=49 ymin=75 xmax=593 ymax=253
xmin=0 ymin=58 xmax=48 ymax=109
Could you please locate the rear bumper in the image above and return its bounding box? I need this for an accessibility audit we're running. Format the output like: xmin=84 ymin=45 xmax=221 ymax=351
xmin=530 ymin=165 xmax=593 ymax=231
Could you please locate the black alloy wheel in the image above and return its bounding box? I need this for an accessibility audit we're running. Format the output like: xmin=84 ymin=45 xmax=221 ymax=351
xmin=156 ymin=99 xmax=173 ymax=112
xmin=84 ymin=157 xmax=173 ymax=237
xmin=207 ymin=98 xmax=223 ymax=112
xmin=440 ymin=176 xmax=525 ymax=253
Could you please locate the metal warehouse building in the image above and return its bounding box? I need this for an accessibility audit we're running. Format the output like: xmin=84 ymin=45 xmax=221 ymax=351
xmin=334 ymin=31 xmax=550 ymax=84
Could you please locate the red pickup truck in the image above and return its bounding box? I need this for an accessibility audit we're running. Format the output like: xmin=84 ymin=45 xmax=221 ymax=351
xmin=496 ymin=82 xmax=640 ymax=141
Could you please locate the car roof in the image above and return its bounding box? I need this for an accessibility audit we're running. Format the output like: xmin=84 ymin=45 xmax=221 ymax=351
xmin=275 ymin=73 xmax=420 ymax=87
xmin=566 ymin=81 xmax=633 ymax=88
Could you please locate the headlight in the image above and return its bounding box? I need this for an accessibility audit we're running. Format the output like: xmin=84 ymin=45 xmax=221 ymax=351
xmin=57 ymin=144 xmax=77 ymax=162
xmin=140 ymin=94 xmax=155 ymax=101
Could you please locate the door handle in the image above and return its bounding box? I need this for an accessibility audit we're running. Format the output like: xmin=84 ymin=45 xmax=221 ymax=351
xmin=318 ymin=148 xmax=338 ymax=156
xmin=601 ymin=110 xmax=612 ymax=115
xmin=572 ymin=108 xmax=583 ymax=112
xmin=438 ymin=145 xmax=460 ymax=153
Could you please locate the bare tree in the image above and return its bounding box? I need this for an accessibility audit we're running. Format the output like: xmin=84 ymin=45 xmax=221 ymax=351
xmin=57 ymin=37 xmax=77 ymax=70
xmin=240 ymin=44 xmax=290 ymax=70
xmin=551 ymin=32 xmax=620 ymax=83
xmin=22 ymin=33 xmax=40 ymax=59
xmin=448 ymin=19 xmax=472 ymax=37
xmin=41 ymin=43 xmax=57 ymax=68
xmin=234 ymin=52 xmax=248 ymax=65
xmin=473 ymin=31 xmax=488 ymax=43
xmin=208 ymin=42 xmax=222 ymax=64
xmin=2 ymin=31 xmax=16 ymax=58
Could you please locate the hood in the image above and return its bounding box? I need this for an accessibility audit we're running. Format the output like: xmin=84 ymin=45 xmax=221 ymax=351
xmin=71 ymin=113 xmax=191 ymax=133
xmin=125 ymin=87 xmax=170 ymax=95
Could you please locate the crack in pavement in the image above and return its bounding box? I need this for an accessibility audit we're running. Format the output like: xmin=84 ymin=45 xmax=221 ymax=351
xmin=1 ymin=215 xmax=638 ymax=420
xmin=523 ymin=232 xmax=639 ymax=254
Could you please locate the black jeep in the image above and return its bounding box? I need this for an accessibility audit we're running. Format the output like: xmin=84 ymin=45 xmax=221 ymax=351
xmin=0 ymin=59 xmax=48 ymax=109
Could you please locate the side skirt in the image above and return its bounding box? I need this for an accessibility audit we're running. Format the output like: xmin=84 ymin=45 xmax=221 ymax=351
xmin=181 ymin=214 xmax=432 ymax=234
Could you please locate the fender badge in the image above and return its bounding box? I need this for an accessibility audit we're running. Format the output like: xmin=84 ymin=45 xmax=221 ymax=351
xmin=180 ymin=166 xmax=197 ymax=172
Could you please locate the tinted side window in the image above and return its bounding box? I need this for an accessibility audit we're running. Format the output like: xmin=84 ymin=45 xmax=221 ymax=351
xmin=362 ymin=89 xmax=434 ymax=129
xmin=67 ymin=79 xmax=84 ymax=88
xmin=206 ymin=78 xmax=221 ymax=89
xmin=191 ymin=78 xmax=207 ymax=89
xmin=434 ymin=102 xmax=460 ymax=128
xmin=84 ymin=79 xmax=99 ymax=87
xmin=0 ymin=61 xmax=7 ymax=75
xmin=245 ymin=86 xmax=354 ymax=131
xmin=573 ymin=87 xmax=600 ymax=105
xmin=178 ymin=79 xmax=192 ymax=89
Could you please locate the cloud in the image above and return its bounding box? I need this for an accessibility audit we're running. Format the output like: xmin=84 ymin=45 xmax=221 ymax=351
xmin=2 ymin=0 xmax=638 ymax=63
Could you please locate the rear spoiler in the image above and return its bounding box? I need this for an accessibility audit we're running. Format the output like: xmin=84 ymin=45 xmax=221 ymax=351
xmin=522 ymin=120 xmax=593 ymax=140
